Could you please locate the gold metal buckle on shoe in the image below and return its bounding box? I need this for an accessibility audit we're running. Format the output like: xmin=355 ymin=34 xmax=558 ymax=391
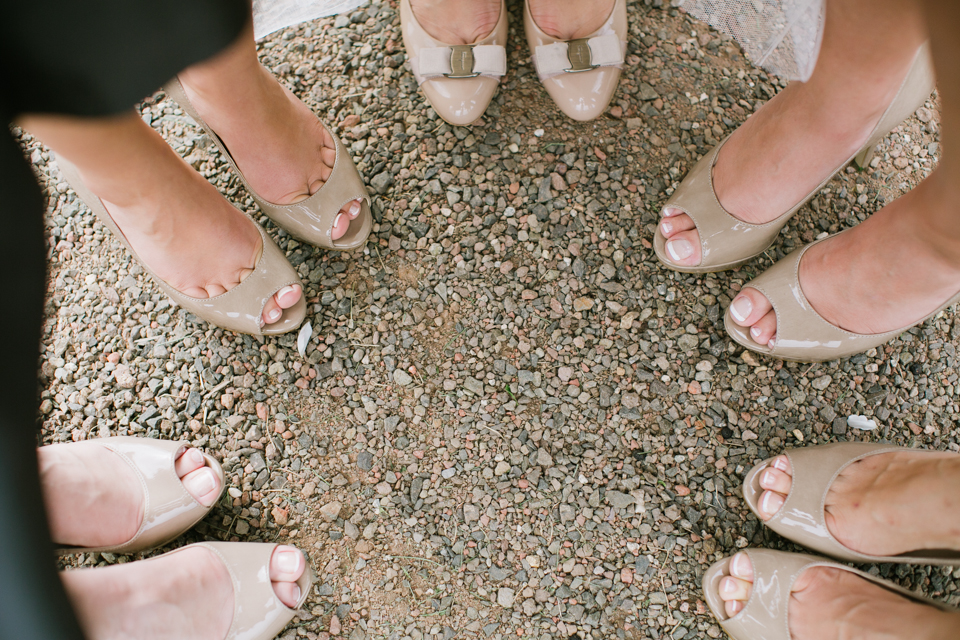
xmin=445 ymin=45 xmax=480 ymax=78
xmin=565 ymin=39 xmax=597 ymax=73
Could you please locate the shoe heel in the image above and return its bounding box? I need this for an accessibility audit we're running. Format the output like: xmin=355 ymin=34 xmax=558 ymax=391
xmin=853 ymin=143 xmax=877 ymax=169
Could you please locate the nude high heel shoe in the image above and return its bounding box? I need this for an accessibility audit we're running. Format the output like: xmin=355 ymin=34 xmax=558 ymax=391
xmin=654 ymin=43 xmax=935 ymax=273
xmin=164 ymin=77 xmax=372 ymax=252
xmin=523 ymin=0 xmax=627 ymax=121
xmin=399 ymin=0 xmax=509 ymax=126
xmin=57 ymin=157 xmax=306 ymax=336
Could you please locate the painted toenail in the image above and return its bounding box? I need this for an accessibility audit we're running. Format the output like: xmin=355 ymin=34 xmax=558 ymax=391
xmin=291 ymin=584 xmax=301 ymax=603
xmin=666 ymin=239 xmax=693 ymax=261
xmin=750 ymin=326 xmax=762 ymax=340
xmin=762 ymin=470 xmax=776 ymax=487
xmin=721 ymin=578 xmax=737 ymax=594
xmin=277 ymin=285 xmax=298 ymax=299
xmin=660 ymin=220 xmax=672 ymax=235
xmin=187 ymin=448 xmax=203 ymax=465
xmin=730 ymin=297 xmax=752 ymax=323
xmin=773 ymin=457 xmax=789 ymax=472
xmin=277 ymin=549 xmax=301 ymax=574
xmin=349 ymin=200 xmax=361 ymax=216
xmin=184 ymin=469 xmax=216 ymax=497
xmin=760 ymin=491 xmax=780 ymax=515
xmin=767 ymin=338 xmax=776 ymax=349
xmin=731 ymin=553 xmax=747 ymax=577
xmin=333 ymin=212 xmax=344 ymax=231
xmin=267 ymin=308 xmax=282 ymax=322
xmin=661 ymin=207 xmax=681 ymax=217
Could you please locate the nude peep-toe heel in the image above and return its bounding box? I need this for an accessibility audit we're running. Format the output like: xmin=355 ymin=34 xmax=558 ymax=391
xmin=654 ymin=43 xmax=935 ymax=273
xmin=148 ymin=542 xmax=314 ymax=640
xmin=704 ymin=549 xmax=959 ymax=640
xmin=57 ymin=157 xmax=306 ymax=336
xmin=744 ymin=442 xmax=960 ymax=564
xmin=164 ymin=77 xmax=372 ymax=251
xmin=57 ymin=437 xmax=225 ymax=555
xmin=523 ymin=0 xmax=627 ymax=121
xmin=399 ymin=0 xmax=508 ymax=126
xmin=723 ymin=231 xmax=960 ymax=361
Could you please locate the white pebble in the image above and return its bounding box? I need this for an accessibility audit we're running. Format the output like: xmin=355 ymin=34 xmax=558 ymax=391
xmin=847 ymin=414 xmax=878 ymax=430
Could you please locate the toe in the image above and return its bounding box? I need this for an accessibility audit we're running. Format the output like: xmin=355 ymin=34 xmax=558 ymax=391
xmin=274 ymin=284 xmax=302 ymax=310
xmin=759 ymin=466 xmax=792 ymax=495
xmin=729 ymin=552 xmax=754 ymax=581
xmin=719 ymin=575 xmax=753 ymax=602
xmin=272 ymin=580 xmax=302 ymax=609
xmin=262 ymin=297 xmax=284 ymax=327
xmin=758 ymin=489 xmax=786 ymax=520
xmin=748 ymin=309 xmax=778 ymax=347
xmin=659 ymin=213 xmax=696 ymax=239
xmin=270 ymin=545 xmax=306 ymax=583
xmin=181 ymin=467 xmax=220 ymax=507
xmin=331 ymin=201 xmax=363 ymax=240
xmin=175 ymin=448 xmax=206 ymax=478
xmin=724 ymin=599 xmax=744 ymax=618
xmin=663 ymin=230 xmax=702 ymax=266
xmin=728 ymin=288 xmax=774 ymax=327
xmin=770 ymin=455 xmax=793 ymax=475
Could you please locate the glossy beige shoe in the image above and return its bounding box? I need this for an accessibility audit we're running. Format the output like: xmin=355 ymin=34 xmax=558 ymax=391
xmin=399 ymin=0 xmax=508 ymax=126
xmin=723 ymin=232 xmax=960 ymax=361
xmin=743 ymin=443 xmax=960 ymax=564
xmin=57 ymin=438 xmax=225 ymax=556
xmin=152 ymin=542 xmax=314 ymax=640
xmin=704 ymin=549 xmax=959 ymax=640
xmin=655 ymin=43 xmax=935 ymax=273
xmin=165 ymin=77 xmax=372 ymax=252
xmin=57 ymin=157 xmax=306 ymax=336
xmin=523 ymin=0 xmax=627 ymax=122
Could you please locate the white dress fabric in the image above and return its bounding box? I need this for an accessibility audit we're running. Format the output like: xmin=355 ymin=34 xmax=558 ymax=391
xmin=679 ymin=0 xmax=825 ymax=81
xmin=252 ymin=0 xmax=369 ymax=40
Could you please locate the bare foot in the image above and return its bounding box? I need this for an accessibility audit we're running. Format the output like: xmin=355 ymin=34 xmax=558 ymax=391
xmin=754 ymin=450 xmax=960 ymax=557
xmin=715 ymin=552 xmax=960 ymax=639
xmin=527 ymin=0 xmax=616 ymax=40
xmin=727 ymin=172 xmax=960 ymax=347
xmin=40 ymin=441 xmax=221 ymax=549
xmin=407 ymin=0 xmax=502 ymax=44
xmin=62 ymin=545 xmax=306 ymax=640
xmin=179 ymin=59 xmax=362 ymax=241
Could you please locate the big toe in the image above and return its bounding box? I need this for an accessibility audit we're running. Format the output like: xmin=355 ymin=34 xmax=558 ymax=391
xmin=181 ymin=467 xmax=221 ymax=507
xmin=719 ymin=552 xmax=755 ymax=618
xmin=270 ymin=546 xmax=306 ymax=608
xmin=331 ymin=199 xmax=363 ymax=240
xmin=663 ymin=230 xmax=702 ymax=266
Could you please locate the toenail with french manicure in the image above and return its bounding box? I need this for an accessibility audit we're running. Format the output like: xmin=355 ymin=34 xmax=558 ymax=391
xmin=750 ymin=326 xmax=762 ymax=339
xmin=760 ymin=491 xmax=779 ymax=514
xmin=660 ymin=221 xmax=672 ymax=235
xmin=277 ymin=549 xmax=300 ymax=573
xmin=767 ymin=338 xmax=776 ymax=348
xmin=333 ymin=213 xmax=344 ymax=230
xmin=721 ymin=578 xmax=736 ymax=594
xmin=666 ymin=239 xmax=693 ymax=261
xmin=185 ymin=469 xmax=216 ymax=496
xmin=773 ymin=457 xmax=788 ymax=472
xmin=762 ymin=470 xmax=775 ymax=487
xmin=662 ymin=207 xmax=680 ymax=217
xmin=291 ymin=584 xmax=301 ymax=603
xmin=268 ymin=308 xmax=282 ymax=322
xmin=731 ymin=553 xmax=746 ymax=577
xmin=349 ymin=201 xmax=361 ymax=216
xmin=277 ymin=285 xmax=298 ymax=299
xmin=730 ymin=297 xmax=752 ymax=323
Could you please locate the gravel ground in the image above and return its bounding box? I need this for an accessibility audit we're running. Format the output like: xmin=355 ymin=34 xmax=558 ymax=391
xmin=19 ymin=1 xmax=958 ymax=639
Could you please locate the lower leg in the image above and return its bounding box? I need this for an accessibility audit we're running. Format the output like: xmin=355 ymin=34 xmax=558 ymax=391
xmin=178 ymin=23 xmax=361 ymax=234
xmin=21 ymin=112 xmax=300 ymax=325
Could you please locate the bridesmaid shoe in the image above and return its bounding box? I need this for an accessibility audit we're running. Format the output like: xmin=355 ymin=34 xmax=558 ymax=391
xmin=150 ymin=542 xmax=314 ymax=640
xmin=654 ymin=43 xmax=935 ymax=273
xmin=57 ymin=437 xmax=225 ymax=555
xmin=399 ymin=0 xmax=508 ymax=126
xmin=523 ymin=0 xmax=627 ymax=122
xmin=58 ymin=157 xmax=306 ymax=336
xmin=743 ymin=443 xmax=960 ymax=564
xmin=164 ymin=77 xmax=372 ymax=251
xmin=704 ymin=549 xmax=959 ymax=640
xmin=723 ymin=232 xmax=960 ymax=361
